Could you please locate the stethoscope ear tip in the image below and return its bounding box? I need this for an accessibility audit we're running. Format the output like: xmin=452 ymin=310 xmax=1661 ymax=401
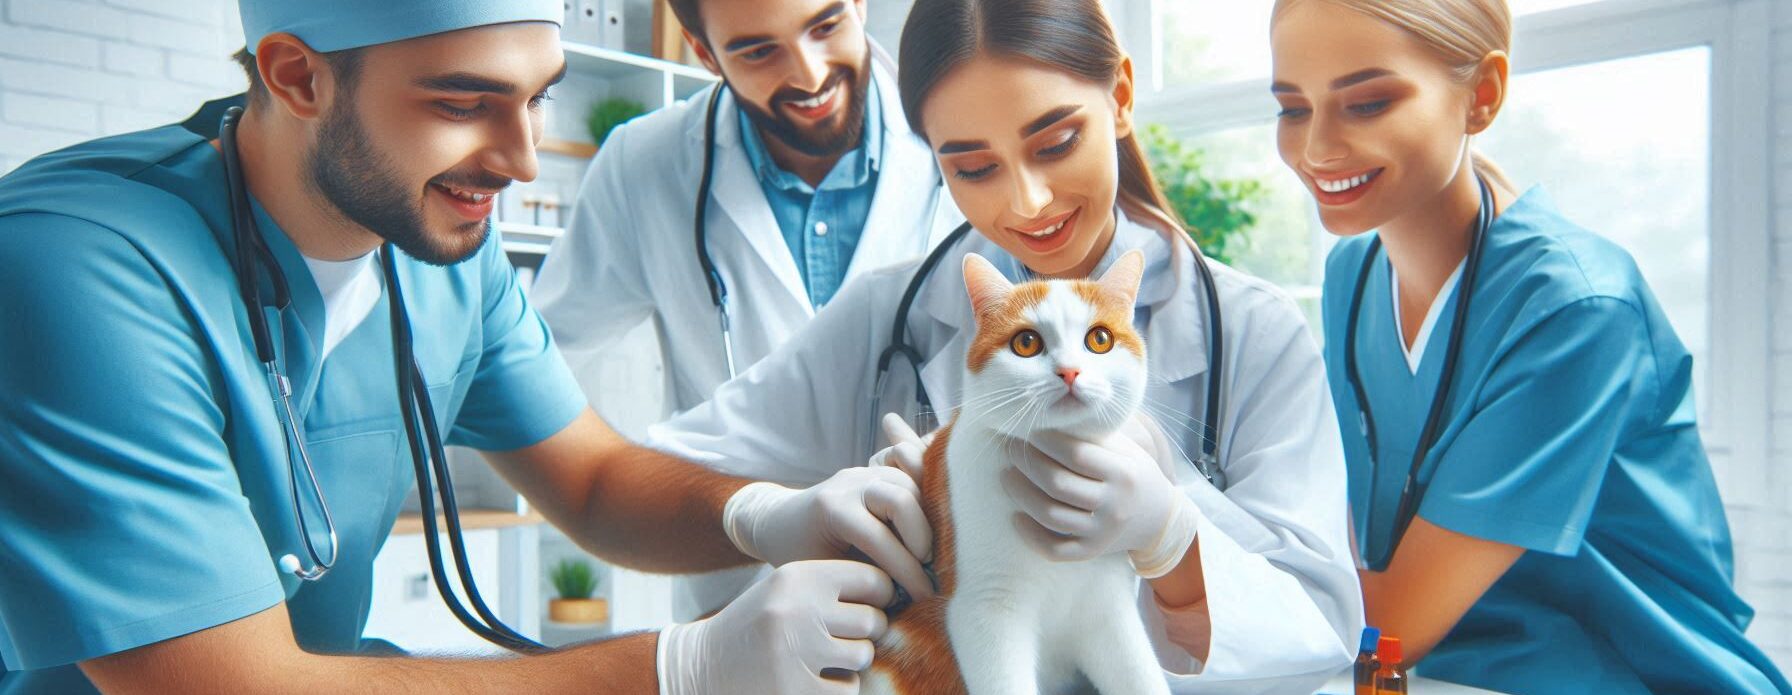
xmin=278 ymin=554 xmax=301 ymax=576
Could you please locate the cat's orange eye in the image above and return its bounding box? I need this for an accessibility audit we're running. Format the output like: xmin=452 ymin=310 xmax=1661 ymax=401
xmin=1010 ymin=330 xmax=1044 ymax=358
xmin=1085 ymin=326 xmax=1114 ymax=354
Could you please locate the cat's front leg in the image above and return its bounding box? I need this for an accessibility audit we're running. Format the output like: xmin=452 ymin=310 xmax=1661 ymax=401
xmin=1074 ymin=595 xmax=1172 ymax=695
xmin=947 ymin=597 xmax=1041 ymax=695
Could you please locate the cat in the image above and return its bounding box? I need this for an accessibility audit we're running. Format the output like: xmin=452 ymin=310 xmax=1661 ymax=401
xmin=864 ymin=250 xmax=1171 ymax=695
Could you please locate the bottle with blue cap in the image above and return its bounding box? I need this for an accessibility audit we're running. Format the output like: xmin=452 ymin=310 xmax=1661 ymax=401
xmin=1354 ymin=626 xmax=1382 ymax=695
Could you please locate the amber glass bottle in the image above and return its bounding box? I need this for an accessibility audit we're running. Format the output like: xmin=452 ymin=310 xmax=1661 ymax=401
xmin=1354 ymin=627 xmax=1382 ymax=695
xmin=1374 ymin=636 xmax=1407 ymax=694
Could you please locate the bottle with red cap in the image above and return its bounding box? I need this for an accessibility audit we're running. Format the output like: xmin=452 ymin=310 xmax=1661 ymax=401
xmin=1374 ymin=636 xmax=1407 ymax=694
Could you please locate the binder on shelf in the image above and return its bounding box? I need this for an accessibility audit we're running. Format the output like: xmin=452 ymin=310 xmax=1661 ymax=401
xmin=600 ymin=0 xmax=627 ymax=50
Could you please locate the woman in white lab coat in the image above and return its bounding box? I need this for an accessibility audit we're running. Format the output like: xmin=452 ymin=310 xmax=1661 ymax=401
xmin=650 ymin=0 xmax=1363 ymax=690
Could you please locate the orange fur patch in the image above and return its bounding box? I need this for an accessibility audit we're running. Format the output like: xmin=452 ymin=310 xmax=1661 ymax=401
xmin=1072 ymin=280 xmax=1145 ymax=358
xmin=965 ymin=282 xmax=1050 ymax=373
xmin=869 ymin=421 xmax=968 ymax=695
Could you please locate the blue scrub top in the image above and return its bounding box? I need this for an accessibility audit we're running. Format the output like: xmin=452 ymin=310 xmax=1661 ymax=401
xmin=0 ymin=97 xmax=588 ymax=693
xmin=1321 ymin=188 xmax=1789 ymax=694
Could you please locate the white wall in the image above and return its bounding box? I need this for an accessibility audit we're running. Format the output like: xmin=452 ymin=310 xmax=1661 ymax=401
xmin=0 ymin=0 xmax=245 ymax=173
xmin=1756 ymin=0 xmax=1792 ymax=668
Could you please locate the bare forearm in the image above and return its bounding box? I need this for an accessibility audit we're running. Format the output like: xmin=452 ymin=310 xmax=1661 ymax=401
xmin=485 ymin=410 xmax=758 ymax=574
xmin=1357 ymin=517 xmax=1524 ymax=663
xmin=1147 ymin=538 xmax=1211 ymax=661
xmin=84 ymin=606 xmax=660 ymax=695
xmin=1148 ymin=537 xmax=1206 ymax=607
xmin=325 ymin=632 xmax=660 ymax=694
xmin=566 ymin=441 xmax=756 ymax=573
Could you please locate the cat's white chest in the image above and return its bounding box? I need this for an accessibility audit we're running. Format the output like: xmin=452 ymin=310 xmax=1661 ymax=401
xmin=941 ymin=424 xmax=1154 ymax=693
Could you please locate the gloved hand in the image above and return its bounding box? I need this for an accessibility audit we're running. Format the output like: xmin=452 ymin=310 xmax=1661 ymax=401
xmin=658 ymin=560 xmax=893 ymax=695
xmin=866 ymin=413 xmax=935 ymax=479
xmin=723 ymin=466 xmax=935 ymax=601
xmin=1001 ymin=413 xmax=1200 ymax=577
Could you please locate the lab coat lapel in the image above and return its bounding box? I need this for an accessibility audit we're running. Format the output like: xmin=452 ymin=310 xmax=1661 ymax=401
xmin=913 ymin=233 xmax=1001 ymax=416
xmin=701 ymin=88 xmax=813 ymax=312
xmin=1146 ymin=238 xmax=1210 ymax=386
xmin=843 ymin=54 xmax=943 ymax=284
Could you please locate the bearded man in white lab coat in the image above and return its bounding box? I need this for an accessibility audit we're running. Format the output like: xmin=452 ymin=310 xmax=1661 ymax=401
xmin=532 ymin=0 xmax=960 ymax=621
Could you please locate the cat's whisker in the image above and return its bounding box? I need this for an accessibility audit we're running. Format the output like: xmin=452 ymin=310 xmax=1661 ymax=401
xmin=1139 ymin=395 xmax=1218 ymax=441
xmin=1136 ymin=400 xmax=1216 ymax=470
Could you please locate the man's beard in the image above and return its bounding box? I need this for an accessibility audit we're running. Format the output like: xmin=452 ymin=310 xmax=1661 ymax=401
xmin=733 ymin=54 xmax=873 ymax=159
xmin=306 ymin=100 xmax=507 ymax=267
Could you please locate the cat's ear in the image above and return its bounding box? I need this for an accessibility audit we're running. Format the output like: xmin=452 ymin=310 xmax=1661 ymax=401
xmin=1098 ymin=249 xmax=1146 ymax=303
xmin=963 ymin=253 xmax=1013 ymax=318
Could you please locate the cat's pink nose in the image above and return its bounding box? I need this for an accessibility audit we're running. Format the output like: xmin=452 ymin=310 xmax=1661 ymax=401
xmin=1057 ymin=368 xmax=1080 ymax=388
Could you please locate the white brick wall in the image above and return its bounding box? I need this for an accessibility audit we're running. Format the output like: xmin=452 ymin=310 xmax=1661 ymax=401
xmin=0 ymin=0 xmax=243 ymax=168
xmin=1763 ymin=0 xmax=1792 ymax=671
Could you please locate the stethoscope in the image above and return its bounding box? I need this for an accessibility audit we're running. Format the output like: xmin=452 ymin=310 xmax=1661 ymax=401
xmin=1344 ymin=173 xmax=1493 ymax=572
xmin=693 ymin=84 xmax=1229 ymax=485
xmin=869 ymin=216 xmax=1230 ymax=489
xmin=220 ymin=107 xmax=548 ymax=654
xmin=694 ymin=85 xmax=741 ymax=378
xmin=694 ymin=82 xmax=954 ymax=380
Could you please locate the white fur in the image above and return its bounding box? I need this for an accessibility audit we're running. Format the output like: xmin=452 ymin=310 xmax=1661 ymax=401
xmin=940 ymin=283 xmax=1169 ymax=695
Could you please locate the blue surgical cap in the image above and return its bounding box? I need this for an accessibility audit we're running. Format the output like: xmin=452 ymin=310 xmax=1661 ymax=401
xmin=241 ymin=0 xmax=563 ymax=54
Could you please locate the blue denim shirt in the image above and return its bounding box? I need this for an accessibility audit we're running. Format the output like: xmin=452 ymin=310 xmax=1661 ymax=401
xmin=737 ymin=78 xmax=884 ymax=308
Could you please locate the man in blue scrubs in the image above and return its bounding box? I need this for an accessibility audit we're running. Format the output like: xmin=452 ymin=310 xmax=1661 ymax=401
xmin=0 ymin=3 xmax=928 ymax=693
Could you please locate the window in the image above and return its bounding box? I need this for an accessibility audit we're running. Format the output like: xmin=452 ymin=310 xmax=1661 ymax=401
xmin=1476 ymin=47 xmax=1713 ymax=411
xmin=1153 ymin=1 xmax=1611 ymax=91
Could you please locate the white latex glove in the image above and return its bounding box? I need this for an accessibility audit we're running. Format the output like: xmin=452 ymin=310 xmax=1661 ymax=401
xmin=1002 ymin=414 xmax=1200 ymax=577
xmin=724 ymin=467 xmax=936 ymax=601
xmin=659 ymin=560 xmax=893 ymax=695
xmin=866 ymin=413 xmax=935 ymax=479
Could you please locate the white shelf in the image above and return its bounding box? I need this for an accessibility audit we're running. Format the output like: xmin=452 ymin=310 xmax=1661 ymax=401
xmin=498 ymin=222 xmax=564 ymax=257
xmin=496 ymin=221 xmax=565 ymax=239
xmin=563 ymin=41 xmax=712 ymax=82
xmin=561 ymin=40 xmax=717 ymax=111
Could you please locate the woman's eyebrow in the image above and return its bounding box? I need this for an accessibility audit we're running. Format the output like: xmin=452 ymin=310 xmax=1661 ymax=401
xmin=936 ymin=104 xmax=1085 ymax=154
xmin=1022 ymin=105 xmax=1081 ymax=137
xmin=1271 ymin=67 xmax=1396 ymax=95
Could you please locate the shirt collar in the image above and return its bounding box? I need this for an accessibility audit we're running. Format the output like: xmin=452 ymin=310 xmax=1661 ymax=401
xmin=736 ymin=75 xmax=884 ymax=195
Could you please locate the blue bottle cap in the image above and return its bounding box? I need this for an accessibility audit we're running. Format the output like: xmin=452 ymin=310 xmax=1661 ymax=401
xmin=1359 ymin=626 xmax=1382 ymax=654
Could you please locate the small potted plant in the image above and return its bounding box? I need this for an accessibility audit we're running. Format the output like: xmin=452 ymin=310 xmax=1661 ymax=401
xmin=587 ymin=97 xmax=647 ymax=148
xmin=547 ymin=558 xmax=607 ymax=624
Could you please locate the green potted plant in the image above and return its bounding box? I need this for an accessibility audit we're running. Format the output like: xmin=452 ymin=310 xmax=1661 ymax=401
xmin=1140 ymin=124 xmax=1264 ymax=266
xmin=587 ymin=97 xmax=648 ymax=149
xmin=547 ymin=558 xmax=606 ymax=624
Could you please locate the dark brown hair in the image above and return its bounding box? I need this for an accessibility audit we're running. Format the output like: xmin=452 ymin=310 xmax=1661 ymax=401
xmin=897 ymin=0 xmax=1185 ymax=237
xmin=666 ymin=0 xmax=705 ymax=44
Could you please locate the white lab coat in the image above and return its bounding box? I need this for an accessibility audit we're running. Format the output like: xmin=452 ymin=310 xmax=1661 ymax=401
xmin=649 ymin=215 xmax=1364 ymax=693
xmin=531 ymin=43 xmax=963 ymax=620
xmin=533 ymin=43 xmax=961 ymax=415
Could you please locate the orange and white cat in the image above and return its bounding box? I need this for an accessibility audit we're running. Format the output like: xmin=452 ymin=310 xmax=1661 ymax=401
xmin=865 ymin=250 xmax=1170 ymax=695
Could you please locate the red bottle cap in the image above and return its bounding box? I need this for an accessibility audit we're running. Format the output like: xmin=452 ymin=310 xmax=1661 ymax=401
xmin=1377 ymin=636 xmax=1403 ymax=665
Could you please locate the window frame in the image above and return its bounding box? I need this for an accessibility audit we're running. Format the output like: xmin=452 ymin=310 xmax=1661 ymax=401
xmin=1124 ymin=0 xmax=1773 ymax=504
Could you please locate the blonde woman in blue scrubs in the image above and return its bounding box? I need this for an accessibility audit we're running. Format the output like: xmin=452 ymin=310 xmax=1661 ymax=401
xmin=1269 ymin=0 xmax=1789 ymax=692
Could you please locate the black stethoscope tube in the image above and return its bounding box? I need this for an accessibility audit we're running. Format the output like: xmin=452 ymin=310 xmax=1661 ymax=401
xmin=221 ymin=106 xmax=546 ymax=653
xmin=1346 ymin=174 xmax=1494 ymax=572
xmin=871 ymin=219 xmax=1229 ymax=486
